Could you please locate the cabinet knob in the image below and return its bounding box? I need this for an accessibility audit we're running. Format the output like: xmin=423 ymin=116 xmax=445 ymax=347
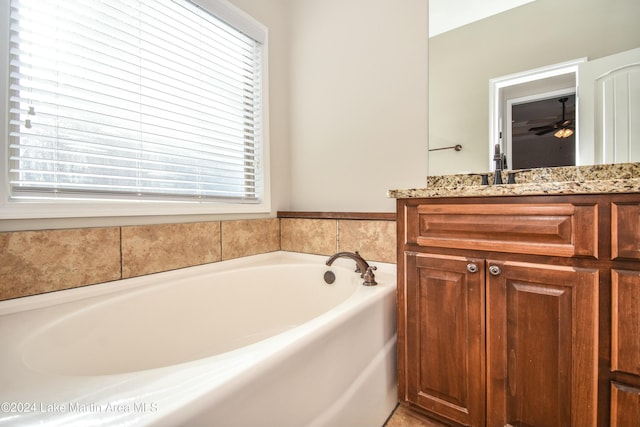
xmin=489 ymin=265 xmax=502 ymax=276
xmin=466 ymin=263 xmax=478 ymax=273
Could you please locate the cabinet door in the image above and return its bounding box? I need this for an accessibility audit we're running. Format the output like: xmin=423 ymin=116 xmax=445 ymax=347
xmin=405 ymin=252 xmax=485 ymax=426
xmin=611 ymin=382 xmax=640 ymax=427
xmin=612 ymin=202 xmax=640 ymax=261
xmin=486 ymin=261 xmax=599 ymax=427
xmin=612 ymin=269 xmax=640 ymax=376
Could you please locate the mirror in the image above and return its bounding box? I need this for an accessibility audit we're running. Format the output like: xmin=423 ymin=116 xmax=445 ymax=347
xmin=427 ymin=0 xmax=640 ymax=176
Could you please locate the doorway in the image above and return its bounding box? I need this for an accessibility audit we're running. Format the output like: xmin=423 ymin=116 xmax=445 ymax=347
xmin=509 ymin=93 xmax=576 ymax=169
xmin=489 ymin=58 xmax=584 ymax=171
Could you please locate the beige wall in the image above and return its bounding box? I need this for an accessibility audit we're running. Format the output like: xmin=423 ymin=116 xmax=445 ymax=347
xmin=0 ymin=217 xmax=396 ymax=301
xmin=235 ymin=0 xmax=430 ymax=213
xmin=287 ymin=0 xmax=429 ymax=212
xmin=428 ymin=0 xmax=640 ymax=176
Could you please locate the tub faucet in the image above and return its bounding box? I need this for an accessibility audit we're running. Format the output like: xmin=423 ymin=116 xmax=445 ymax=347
xmin=326 ymin=251 xmax=377 ymax=286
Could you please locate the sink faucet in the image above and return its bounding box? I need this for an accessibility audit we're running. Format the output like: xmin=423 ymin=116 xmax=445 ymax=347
xmin=326 ymin=251 xmax=377 ymax=286
xmin=493 ymin=143 xmax=505 ymax=184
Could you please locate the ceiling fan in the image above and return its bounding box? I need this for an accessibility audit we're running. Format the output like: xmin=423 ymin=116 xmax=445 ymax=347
xmin=528 ymin=97 xmax=574 ymax=138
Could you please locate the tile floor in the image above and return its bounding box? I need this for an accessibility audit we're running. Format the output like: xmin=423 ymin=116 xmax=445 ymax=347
xmin=384 ymin=405 xmax=447 ymax=427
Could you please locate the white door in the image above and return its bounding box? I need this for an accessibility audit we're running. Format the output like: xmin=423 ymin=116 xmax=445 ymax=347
xmin=578 ymin=48 xmax=640 ymax=165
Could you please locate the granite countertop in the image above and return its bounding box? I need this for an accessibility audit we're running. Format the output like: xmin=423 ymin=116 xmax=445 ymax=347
xmin=388 ymin=163 xmax=640 ymax=199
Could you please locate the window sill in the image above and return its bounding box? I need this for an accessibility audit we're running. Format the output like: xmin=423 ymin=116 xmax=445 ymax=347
xmin=0 ymin=199 xmax=271 ymax=220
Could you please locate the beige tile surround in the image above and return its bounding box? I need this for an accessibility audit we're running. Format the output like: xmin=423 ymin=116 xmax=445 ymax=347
xmin=0 ymin=216 xmax=395 ymax=301
xmin=121 ymin=222 xmax=222 ymax=278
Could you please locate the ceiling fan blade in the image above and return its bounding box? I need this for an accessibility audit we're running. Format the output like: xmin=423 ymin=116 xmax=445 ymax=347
xmin=527 ymin=115 xmax=561 ymax=124
xmin=528 ymin=125 xmax=552 ymax=132
xmin=526 ymin=96 xmax=575 ymax=137
xmin=535 ymin=127 xmax=556 ymax=136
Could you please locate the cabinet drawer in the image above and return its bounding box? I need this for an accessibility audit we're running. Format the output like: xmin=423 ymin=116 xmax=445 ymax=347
xmin=405 ymin=203 xmax=597 ymax=257
xmin=612 ymin=203 xmax=640 ymax=260
xmin=610 ymin=382 xmax=640 ymax=427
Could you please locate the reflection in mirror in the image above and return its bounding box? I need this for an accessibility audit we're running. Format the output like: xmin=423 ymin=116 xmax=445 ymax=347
xmin=428 ymin=0 xmax=640 ymax=176
xmin=511 ymin=94 xmax=576 ymax=169
xmin=489 ymin=58 xmax=582 ymax=170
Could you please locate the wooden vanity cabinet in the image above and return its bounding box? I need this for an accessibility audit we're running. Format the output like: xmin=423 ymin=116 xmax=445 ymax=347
xmin=397 ymin=194 xmax=640 ymax=427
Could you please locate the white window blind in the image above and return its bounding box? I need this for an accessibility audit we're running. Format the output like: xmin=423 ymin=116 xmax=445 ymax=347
xmin=8 ymin=0 xmax=265 ymax=204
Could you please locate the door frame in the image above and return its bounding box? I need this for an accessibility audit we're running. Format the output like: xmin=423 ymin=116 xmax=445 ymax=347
xmin=489 ymin=58 xmax=585 ymax=171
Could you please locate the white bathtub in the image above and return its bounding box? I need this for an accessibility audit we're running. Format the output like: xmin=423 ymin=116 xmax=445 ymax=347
xmin=0 ymin=251 xmax=397 ymax=427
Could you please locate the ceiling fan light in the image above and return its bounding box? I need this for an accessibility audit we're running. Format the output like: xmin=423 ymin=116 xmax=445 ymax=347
xmin=554 ymin=128 xmax=573 ymax=139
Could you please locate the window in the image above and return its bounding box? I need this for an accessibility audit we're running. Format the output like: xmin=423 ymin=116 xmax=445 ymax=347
xmin=1 ymin=0 xmax=269 ymax=218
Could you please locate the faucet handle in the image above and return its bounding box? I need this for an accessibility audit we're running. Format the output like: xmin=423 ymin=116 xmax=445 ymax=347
xmin=363 ymin=266 xmax=378 ymax=286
